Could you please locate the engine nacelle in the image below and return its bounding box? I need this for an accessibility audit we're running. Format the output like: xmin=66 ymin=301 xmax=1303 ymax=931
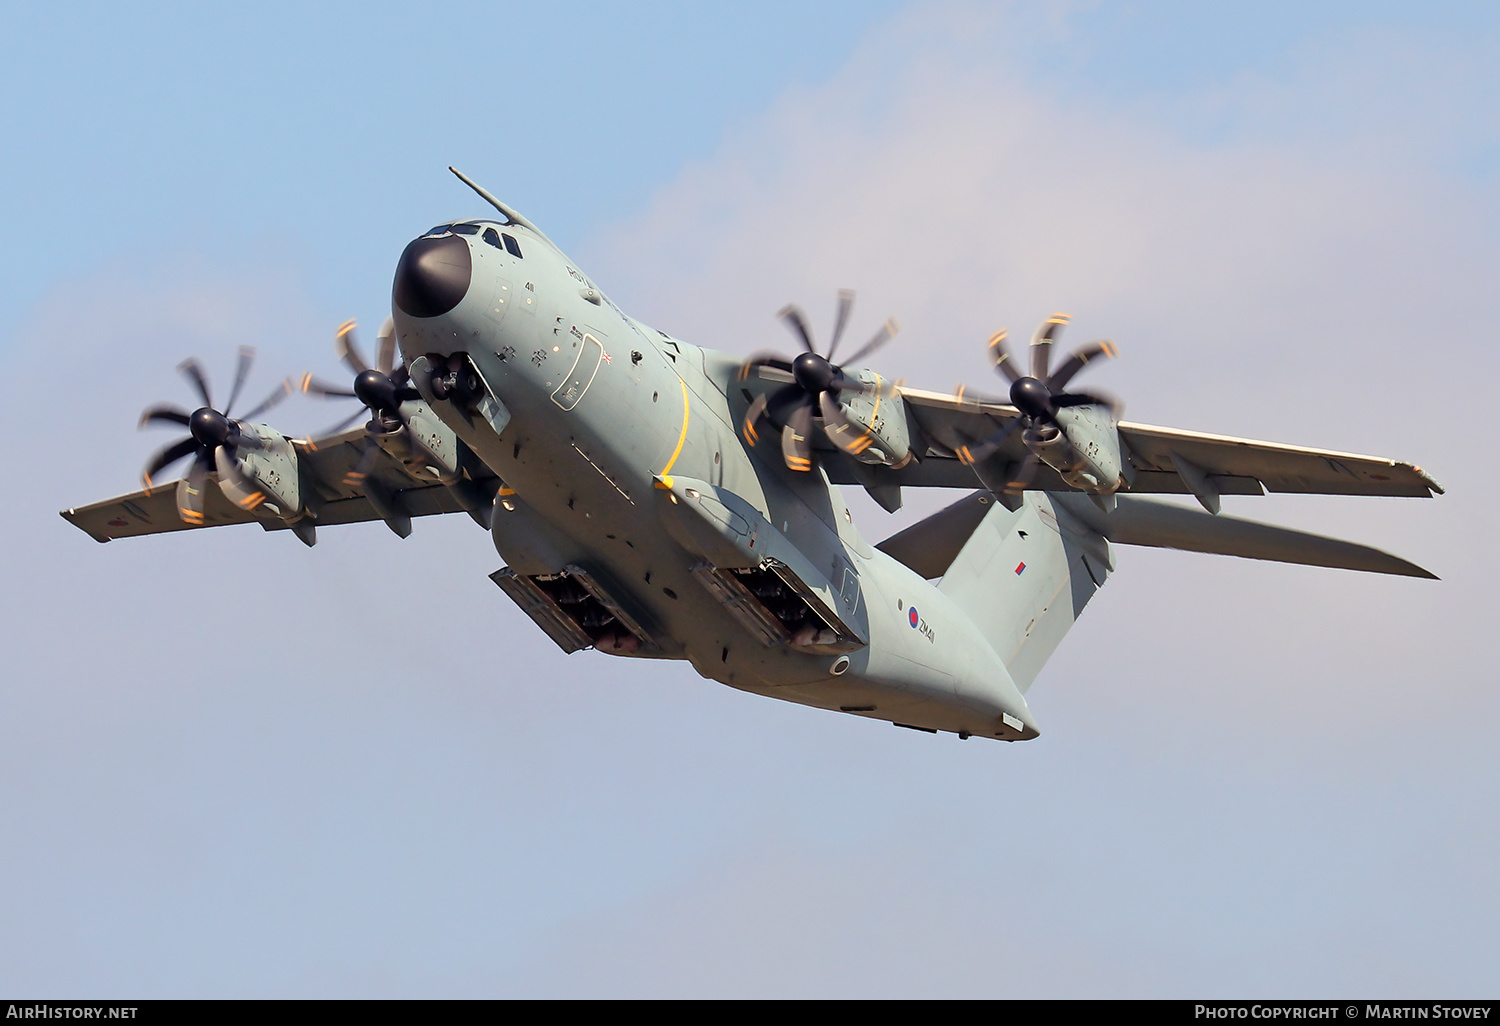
xmin=372 ymin=400 xmax=461 ymax=482
xmin=825 ymin=370 xmax=912 ymax=468
xmin=1035 ymin=404 xmax=1123 ymax=494
xmin=231 ymin=423 xmax=303 ymax=515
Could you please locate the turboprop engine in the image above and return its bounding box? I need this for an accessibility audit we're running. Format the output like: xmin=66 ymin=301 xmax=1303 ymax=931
xmin=139 ymin=348 xmax=309 ymax=529
xmin=959 ymin=313 xmax=1125 ymax=501
xmin=739 ymin=289 xmax=910 ymax=471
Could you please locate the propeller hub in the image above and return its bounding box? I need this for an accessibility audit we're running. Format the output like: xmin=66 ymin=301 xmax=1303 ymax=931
xmin=1010 ymin=376 xmax=1054 ymax=420
xmin=353 ymin=369 xmax=399 ymax=412
xmin=792 ymin=352 xmax=835 ymax=394
xmin=188 ymin=407 xmax=233 ymax=449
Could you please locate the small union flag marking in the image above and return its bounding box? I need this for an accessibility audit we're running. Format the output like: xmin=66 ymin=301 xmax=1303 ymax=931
xmin=1015 ymin=562 xmax=1026 ymax=575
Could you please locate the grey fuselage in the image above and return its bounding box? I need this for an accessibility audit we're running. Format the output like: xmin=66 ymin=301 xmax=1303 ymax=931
xmin=391 ymin=218 xmax=1038 ymax=740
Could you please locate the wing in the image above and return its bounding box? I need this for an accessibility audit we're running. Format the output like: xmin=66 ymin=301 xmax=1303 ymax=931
xmin=819 ymin=385 xmax=1442 ymax=499
xmin=61 ymin=428 xmax=496 ymax=543
xmin=1114 ymin=422 xmax=1442 ymax=497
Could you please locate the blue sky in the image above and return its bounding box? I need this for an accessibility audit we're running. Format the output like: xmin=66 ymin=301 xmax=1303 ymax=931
xmin=2 ymin=1 xmax=1496 ymax=997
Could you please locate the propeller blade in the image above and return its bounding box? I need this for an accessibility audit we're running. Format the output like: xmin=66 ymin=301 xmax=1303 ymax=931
xmin=139 ymin=404 xmax=191 ymax=429
xmin=777 ymin=305 xmax=817 ymax=354
xmin=177 ymin=358 xmax=213 ymax=409
xmin=1030 ymin=313 xmax=1070 ymax=380
xmin=737 ymin=354 xmax=795 ymax=383
xmin=1047 ymin=339 xmax=1117 ymax=392
xmin=320 ymin=408 xmax=372 ymax=437
xmin=1005 ymin=451 xmax=1041 ymax=495
xmin=955 ymin=417 xmax=1023 ymax=468
xmin=833 ymin=373 xmax=894 ymax=399
xmin=214 ymin=446 xmax=266 ymax=511
xmin=239 ymin=378 xmax=294 ymax=421
xmin=336 ymin=319 xmax=368 ymax=375
xmin=376 ymin=316 xmax=398 ymax=375
xmin=176 ymin=451 xmax=212 ymax=524
xmin=223 ymin=346 xmax=255 ymax=417
xmin=299 ymin=373 xmax=358 ymax=399
xmin=1053 ymin=388 xmax=1123 ymax=418
xmin=818 ymin=391 xmax=874 ymax=458
xmin=841 ymin=316 xmax=900 ymax=367
xmin=780 ymin=398 xmax=815 ymax=471
xmin=142 ymin=436 xmax=198 ymax=489
xmin=741 ymin=393 xmax=770 ymax=445
xmin=825 ymin=289 xmax=855 ymax=362
xmin=341 ymin=439 xmax=382 ymax=489
xmin=988 ymin=328 xmax=1022 ymax=384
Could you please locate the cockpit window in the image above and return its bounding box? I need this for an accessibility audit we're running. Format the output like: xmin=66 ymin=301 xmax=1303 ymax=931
xmin=449 ymin=222 xmax=481 ymax=235
xmin=482 ymin=227 xmax=505 ymax=250
xmin=424 ymin=224 xmax=451 ymax=237
xmin=502 ymin=233 xmax=523 ymax=258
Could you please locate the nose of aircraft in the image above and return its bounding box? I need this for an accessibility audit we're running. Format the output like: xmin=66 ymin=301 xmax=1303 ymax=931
xmin=393 ymin=234 xmax=472 ymax=318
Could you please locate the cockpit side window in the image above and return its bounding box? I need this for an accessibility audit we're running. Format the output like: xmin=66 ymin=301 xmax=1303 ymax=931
xmin=502 ymin=234 xmax=523 ymax=258
xmin=482 ymin=227 xmax=505 ymax=250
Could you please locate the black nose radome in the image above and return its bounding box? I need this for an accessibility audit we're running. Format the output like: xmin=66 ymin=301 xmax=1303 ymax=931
xmin=394 ymin=234 xmax=472 ymax=318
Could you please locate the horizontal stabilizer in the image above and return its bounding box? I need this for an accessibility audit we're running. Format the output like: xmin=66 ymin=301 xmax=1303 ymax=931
xmin=1055 ymin=494 xmax=1437 ymax=579
xmin=876 ymin=492 xmax=992 ymax=579
xmin=878 ymin=491 xmax=1437 ymax=580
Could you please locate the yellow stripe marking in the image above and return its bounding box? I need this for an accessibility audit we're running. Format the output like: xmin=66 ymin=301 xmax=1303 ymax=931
xmin=655 ymin=377 xmax=691 ymax=489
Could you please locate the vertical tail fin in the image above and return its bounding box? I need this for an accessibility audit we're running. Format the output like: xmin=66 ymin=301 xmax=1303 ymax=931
xmin=937 ymin=493 xmax=1110 ymax=692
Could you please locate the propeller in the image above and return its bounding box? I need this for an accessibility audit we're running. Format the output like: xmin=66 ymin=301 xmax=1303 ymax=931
xmin=957 ymin=313 xmax=1120 ymax=492
xmin=300 ymin=318 xmax=422 ymax=486
xmin=139 ymin=347 xmax=293 ymax=523
xmin=739 ymin=289 xmax=900 ymax=471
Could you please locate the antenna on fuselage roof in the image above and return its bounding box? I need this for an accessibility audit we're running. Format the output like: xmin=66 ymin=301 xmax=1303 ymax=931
xmin=447 ymin=166 xmax=560 ymax=251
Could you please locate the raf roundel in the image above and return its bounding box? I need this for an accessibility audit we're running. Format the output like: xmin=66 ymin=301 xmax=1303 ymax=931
xmin=909 ymin=606 xmax=920 ymax=628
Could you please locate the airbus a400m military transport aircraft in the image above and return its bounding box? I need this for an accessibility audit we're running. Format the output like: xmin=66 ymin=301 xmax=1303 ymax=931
xmin=62 ymin=168 xmax=1442 ymax=743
